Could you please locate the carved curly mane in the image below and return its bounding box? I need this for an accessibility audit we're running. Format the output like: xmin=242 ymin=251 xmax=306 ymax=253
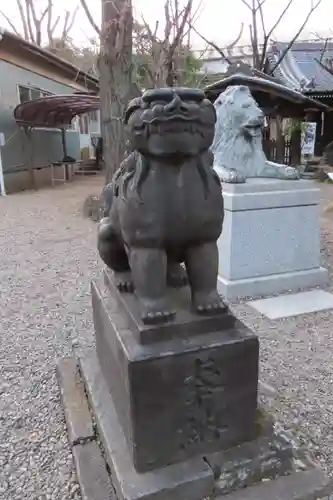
xmin=210 ymin=85 xmax=267 ymax=178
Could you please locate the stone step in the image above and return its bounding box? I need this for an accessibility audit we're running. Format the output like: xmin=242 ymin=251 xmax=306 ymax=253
xmin=219 ymin=469 xmax=333 ymax=500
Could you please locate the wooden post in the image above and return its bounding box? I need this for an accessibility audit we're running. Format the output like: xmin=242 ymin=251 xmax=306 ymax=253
xmin=0 ymin=132 xmax=6 ymax=195
xmin=61 ymin=128 xmax=69 ymax=181
xmin=275 ymin=116 xmax=285 ymax=164
xmin=23 ymin=126 xmax=36 ymax=190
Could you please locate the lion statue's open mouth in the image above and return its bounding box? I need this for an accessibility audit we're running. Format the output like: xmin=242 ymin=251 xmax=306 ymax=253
xmin=133 ymin=116 xmax=205 ymax=138
xmin=127 ymin=88 xmax=215 ymax=157
xmin=210 ymin=85 xmax=300 ymax=183
xmin=243 ymin=120 xmax=264 ymax=138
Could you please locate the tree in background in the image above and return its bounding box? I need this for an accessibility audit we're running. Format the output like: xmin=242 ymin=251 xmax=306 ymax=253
xmin=80 ymin=0 xmax=204 ymax=182
xmin=0 ymin=1 xmax=99 ymax=74
xmin=45 ymin=36 xmax=99 ymax=75
xmin=0 ymin=0 xmax=78 ymax=48
xmin=81 ymin=0 xmax=134 ymax=183
xmin=194 ymin=0 xmax=322 ymax=72
xmin=133 ymin=0 xmax=196 ymax=88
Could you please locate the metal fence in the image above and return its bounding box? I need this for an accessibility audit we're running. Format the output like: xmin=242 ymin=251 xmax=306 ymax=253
xmin=262 ymin=138 xmax=292 ymax=165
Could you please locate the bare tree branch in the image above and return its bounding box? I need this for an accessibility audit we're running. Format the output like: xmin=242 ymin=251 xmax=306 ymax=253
xmin=241 ymin=0 xmax=267 ymax=12
xmin=226 ymin=23 xmax=244 ymax=50
xmin=61 ymin=10 xmax=70 ymax=41
xmin=190 ymin=21 xmax=244 ymax=65
xmin=47 ymin=0 xmax=53 ymax=43
xmin=0 ymin=9 xmax=21 ymax=36
xmin=80 ymin=0 xmax=100 ymax=35
xmin=16 ymin=0 xmax=29 ymax=39
xmin=26 ymin=0 xmax=44 ymax=44
xmin=320 ymin=37 xmax=330 ymax=63
xmin=51 ymin=16 xmax=61 ymax=38
xmin=169 ymin=0 xmax=192 ymax=55
xmin=190 ymin=24 xmax=232 ymax=64
xmin=2 ymin=1 xmax=81 ymax=46
xmin=65 ymin=6 xmax=79 ymax=39
xmin=313 ymin=31 xmax=332 ymax=63
xmin=250 ymin=1 xmax=260 ymax=68
xmin=269 ymin=0 xmax=322 ymax=74
xmin=135 ymin=0 xmax=198 ymax=87
xmin=25 ymin=0 xmax=36 ymax=43
xmin=257 ymin=0 xmax=293 ymax=69
xmin=40 ymin=6 xmax=49 ymax=23
xmin=265 ymin=0 xmax=293 ymax=40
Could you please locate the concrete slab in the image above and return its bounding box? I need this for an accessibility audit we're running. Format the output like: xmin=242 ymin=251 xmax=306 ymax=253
xmin=248 ymin=290 xmax=333 ymax=320
xmin=56 ymin=357 xmax=95 ymax=446
xmin=218 ymin=268 xmax=328 ymax=302
xmin=73 ymin=441 xmax=116 ymax=500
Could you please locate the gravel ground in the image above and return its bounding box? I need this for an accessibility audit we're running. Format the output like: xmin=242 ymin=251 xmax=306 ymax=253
xmin=0 ymin=178 xmax=102 ymax=500
xmin=231 ymin=181 xmax=333 ymax=477
xmin=1 ymin=177 xmax=333 ymax=499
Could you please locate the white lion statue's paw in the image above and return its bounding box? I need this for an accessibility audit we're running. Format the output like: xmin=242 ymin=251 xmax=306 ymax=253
xmin=221 ymin=168 xmax=246 ymax=184
xmin=283 ymin=166 xmax=301 ymax=180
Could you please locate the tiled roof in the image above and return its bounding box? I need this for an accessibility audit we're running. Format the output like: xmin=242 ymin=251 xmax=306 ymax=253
xmin=268 ymin=41 xmax=333 ymax=93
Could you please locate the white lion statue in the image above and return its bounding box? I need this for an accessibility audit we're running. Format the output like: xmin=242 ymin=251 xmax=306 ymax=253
xmin=210 ymin=85 xmax=300 ymax=183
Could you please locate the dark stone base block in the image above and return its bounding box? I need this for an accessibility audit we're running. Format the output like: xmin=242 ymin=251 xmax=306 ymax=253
xmin=206 ymin=419 xmax=295 ymax=495
xmin=58 ymin=353 xmax=332 ymax=500
xmin=79 ymin=348 xmax=215 ymax=500
xmin=219 ymin=469 xmax=333 ymax=500
xmin=92 ymin=277 xmax=259 ymax=473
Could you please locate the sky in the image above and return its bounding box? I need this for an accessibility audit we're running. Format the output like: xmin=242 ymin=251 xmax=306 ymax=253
xmin=1 ymin=0 xmax=332 ymax=49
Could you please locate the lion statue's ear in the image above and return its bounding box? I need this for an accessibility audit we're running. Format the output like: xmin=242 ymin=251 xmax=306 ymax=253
xmin=124 ymin=97 xmax=142 ymax=124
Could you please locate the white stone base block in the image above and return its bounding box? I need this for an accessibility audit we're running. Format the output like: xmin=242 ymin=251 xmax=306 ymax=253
xmin=217 ymin=179 xmax=328 ymax=301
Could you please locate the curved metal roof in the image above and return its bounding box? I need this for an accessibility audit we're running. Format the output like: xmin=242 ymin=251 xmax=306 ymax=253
xmin=14 ymin=94 xmax=100 ymax=128
xmin=204 ymin=64 xmax=331 ymax=113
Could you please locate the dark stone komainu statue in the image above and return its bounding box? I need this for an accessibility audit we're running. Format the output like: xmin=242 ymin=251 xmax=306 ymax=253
xmin=98 ymin=87 xmax=226 ymax=324
xmin=90 ymin=87 xmax=260 ymax=480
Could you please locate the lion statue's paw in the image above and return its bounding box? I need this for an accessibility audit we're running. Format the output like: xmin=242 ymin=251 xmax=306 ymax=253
xmin=141 ymin=298 xmax=176 ymax=325
xmin=283 ymin=166 xmax=301 ymax=180
xmin=216 ymin=167 xmax=246 ymax=184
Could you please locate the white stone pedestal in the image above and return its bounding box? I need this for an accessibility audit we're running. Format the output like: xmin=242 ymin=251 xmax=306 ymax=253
xmin=217 ymin=179 xmax=328 ymax=301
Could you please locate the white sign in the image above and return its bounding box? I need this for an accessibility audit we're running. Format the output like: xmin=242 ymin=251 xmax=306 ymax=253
xmin=327 ymin=172 xmax=333 ymax=181
xmin=301 ymin=122 xmax=317 ymax=156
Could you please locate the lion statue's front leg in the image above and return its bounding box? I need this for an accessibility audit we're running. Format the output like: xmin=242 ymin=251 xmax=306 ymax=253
xmin=263 ymin=161 xmax=300 ymax=180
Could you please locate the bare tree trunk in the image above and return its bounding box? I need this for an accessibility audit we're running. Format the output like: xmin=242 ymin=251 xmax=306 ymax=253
xmin=100 ymin=0 xmax=133 ymax=184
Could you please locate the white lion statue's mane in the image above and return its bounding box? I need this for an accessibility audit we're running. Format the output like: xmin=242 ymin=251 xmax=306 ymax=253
xmin=211 ymin=85 xmax=268 ymax=179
